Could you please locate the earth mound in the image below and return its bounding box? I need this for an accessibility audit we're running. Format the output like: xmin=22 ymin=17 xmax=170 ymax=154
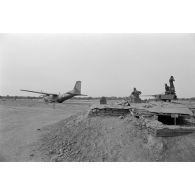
xmin=37 ymin=113 xmax=195 ymax=162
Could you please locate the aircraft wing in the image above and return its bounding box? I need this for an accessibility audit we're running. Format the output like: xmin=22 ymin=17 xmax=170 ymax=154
xmin=20 ymin=89 xmax=58 ymax=96
xmin=79 ymin=94 xmax=88 ymax=96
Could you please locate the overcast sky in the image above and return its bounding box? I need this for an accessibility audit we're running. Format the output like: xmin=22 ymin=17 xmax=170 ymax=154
xmin=0 ymin=33 xmax=195 ymax=98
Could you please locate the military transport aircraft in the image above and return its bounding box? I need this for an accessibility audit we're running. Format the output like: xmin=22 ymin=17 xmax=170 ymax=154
xmin=21 ymin=81 xmax=87 ymax=103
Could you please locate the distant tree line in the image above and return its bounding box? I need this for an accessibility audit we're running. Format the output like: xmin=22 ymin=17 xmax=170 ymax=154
xmin=73 ymin=96 xmax=127 ymax=100
xmin=178 ymin=98 xmax=195 ymax=101
xmin=0 ymin=95 xmax=127 ymax=100
xmin=0 ymin=95 xmax=42 ymax=100
xmin=1 ymin=95 xmax=194 ymax=101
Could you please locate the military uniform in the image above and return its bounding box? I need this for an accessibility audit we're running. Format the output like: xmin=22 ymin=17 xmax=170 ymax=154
xmin=169 ymin=76 xmax=175 ymax=95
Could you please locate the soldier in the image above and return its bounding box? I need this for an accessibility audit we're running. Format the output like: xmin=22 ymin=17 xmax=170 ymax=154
xmin=169 ymin=76 xmax=175 ymax=94
xmin=165 ymin=83 xmax=170 ymax=95
xmin=131 ymin=88 xmax=141 ymax=97
xmin=130 ymin=88 xmax=142 ymax=103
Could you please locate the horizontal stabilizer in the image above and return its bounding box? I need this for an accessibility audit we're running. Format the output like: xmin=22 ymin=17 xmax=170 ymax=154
xmin=79 ymin=94 xmax=88 ymax=96
xmin=67 ymin=91 xmax=87 ymax=96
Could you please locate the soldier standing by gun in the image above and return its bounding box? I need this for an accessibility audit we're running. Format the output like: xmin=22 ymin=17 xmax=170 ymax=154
xmin=169 ymin=76 xmax=175 ymax=95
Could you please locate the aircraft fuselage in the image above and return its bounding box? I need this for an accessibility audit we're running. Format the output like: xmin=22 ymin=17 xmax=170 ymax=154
xmin=44 ymin=93 xmax=78 ymax=103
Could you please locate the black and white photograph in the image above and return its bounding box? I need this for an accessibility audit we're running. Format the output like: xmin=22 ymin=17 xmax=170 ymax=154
xmin=1 ymin=33 xmax=195 ymax=162
xmin=0 ymin=1 xmax=195 ymax=195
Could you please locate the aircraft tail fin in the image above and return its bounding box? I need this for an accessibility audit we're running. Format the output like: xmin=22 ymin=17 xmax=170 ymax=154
xmin=67 ymin=81 xmax=87 ymax=96
xmin=73 ymin=81 xmax=81 ymax=94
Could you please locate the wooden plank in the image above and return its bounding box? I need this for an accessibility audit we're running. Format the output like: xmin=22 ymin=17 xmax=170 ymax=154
xmin=154 ymin=127 xmax=195 ymax=137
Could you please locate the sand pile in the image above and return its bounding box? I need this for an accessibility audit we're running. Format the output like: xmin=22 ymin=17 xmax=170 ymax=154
xmin=37 ymin=113 xmax=195 ymax=162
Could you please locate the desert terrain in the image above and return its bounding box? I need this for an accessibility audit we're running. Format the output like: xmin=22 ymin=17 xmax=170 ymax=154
xmin=0 ymin=99 xmax=92 ymax=161
xmin=0 ymin=99 xmax=195 ymax=162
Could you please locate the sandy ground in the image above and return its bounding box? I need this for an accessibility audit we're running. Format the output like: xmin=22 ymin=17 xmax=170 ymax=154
xmin=1 ymin=99 xmax=195 ymax=162
xmin=0 ymin=99 xmax=91 ymax=161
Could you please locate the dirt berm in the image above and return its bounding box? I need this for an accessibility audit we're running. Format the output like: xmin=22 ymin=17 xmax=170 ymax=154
xmin=37 ymin=113 xmax=195 ymax=162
